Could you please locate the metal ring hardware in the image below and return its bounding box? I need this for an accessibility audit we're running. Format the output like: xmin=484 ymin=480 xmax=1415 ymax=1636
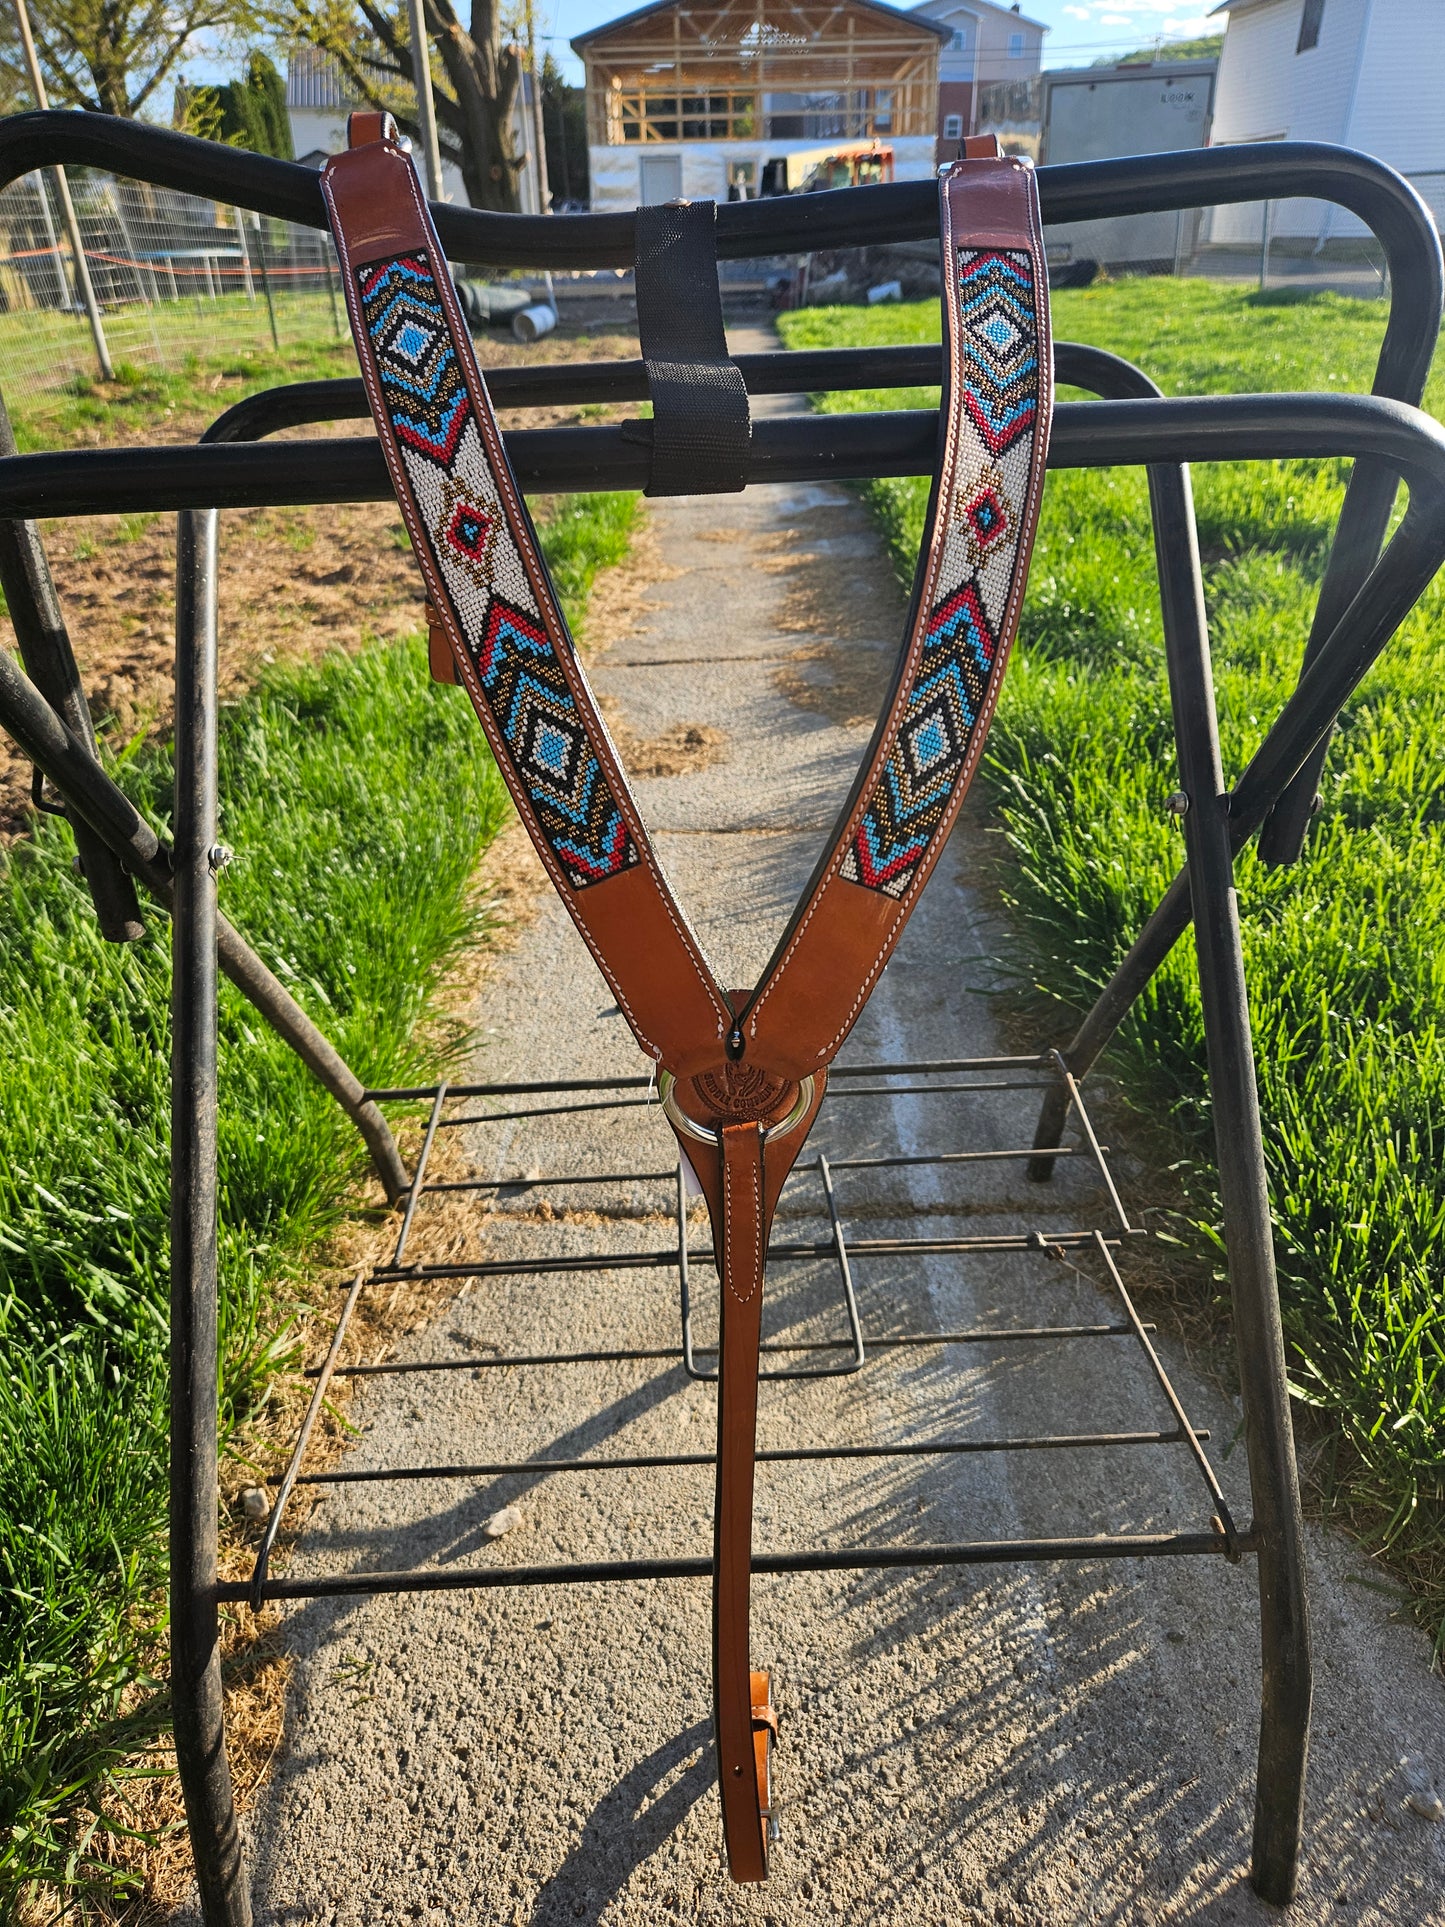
xmin=658 ymin=1071 xmax=816 ymax=1147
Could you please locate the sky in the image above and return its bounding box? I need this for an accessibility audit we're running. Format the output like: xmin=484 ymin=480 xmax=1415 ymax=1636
xmin=536 ymin=0 xmax=1222 ymax=86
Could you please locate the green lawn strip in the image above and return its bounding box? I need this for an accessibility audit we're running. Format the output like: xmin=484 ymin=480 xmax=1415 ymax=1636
xmin=7 ymin=324 xmax=360 ymax=453
xmin=0 ymin=490 xmax=639 ymax=1910
xmin=779 ymin=284 xmax=1445 ymax=1644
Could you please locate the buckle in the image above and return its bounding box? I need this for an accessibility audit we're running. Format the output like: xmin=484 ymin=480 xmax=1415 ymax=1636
xmin=658 ymin=1071 xmax=815 ymax=1147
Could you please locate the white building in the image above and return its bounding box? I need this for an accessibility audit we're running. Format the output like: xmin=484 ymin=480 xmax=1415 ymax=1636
xmin=908 ymin=0 xmax=1046 ymax=160
xmin=1208 ymin=0 xmax=1445 ymax=241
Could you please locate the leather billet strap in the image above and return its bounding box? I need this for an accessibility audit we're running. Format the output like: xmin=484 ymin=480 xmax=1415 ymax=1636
xmin=322 ymin=121 xmax=1050 ymax=1883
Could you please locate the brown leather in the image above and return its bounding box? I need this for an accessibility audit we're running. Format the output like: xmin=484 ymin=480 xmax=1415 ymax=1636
xmin=347 ymin=110 xmax=397 ymax=150
xmin=962 ymin=133 xmax=1004 ymax=159
xmin=682 ymin=1076 xmax=824 ymax=1878
xmin=751 ymin=1670 xmax=776 ymax=1837
xmin=745 ymin=156 xmax=1052 ymax=1078
xmin=425 ymin=601 xmax=459 ymax=684
xmin=322 ymin=142 xmax=733 ymax=1077
xmin=567 ymin=867 xmax=730 ymax=1075
xmin=325 ymin=138 xmax=424 ymax=258
xmin=712 ymin=1121 xmax=768 ymax=1881
xmin=740 ymin=881 xmax=898 ymax=1081
xmin=322 ymin=134 xmax=1049 ymax=1885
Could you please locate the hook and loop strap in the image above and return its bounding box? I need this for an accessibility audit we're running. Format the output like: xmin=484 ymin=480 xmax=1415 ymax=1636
xmin=633 ymin=200 xmax=751 ymax=496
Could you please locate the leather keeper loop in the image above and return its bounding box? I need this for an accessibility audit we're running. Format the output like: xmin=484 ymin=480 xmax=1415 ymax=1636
xmin=633 ymin=200 xmax=751 ymax=497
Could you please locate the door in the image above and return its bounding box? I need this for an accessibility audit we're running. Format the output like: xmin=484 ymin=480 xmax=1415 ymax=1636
xmin=639 ymin=154 xmax=683 ymax=205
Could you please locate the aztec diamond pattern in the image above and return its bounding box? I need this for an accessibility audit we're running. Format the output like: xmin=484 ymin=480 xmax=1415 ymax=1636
xmin=358 ymin=252 xmax=636 ymax=889
xmin=956 ymin=249 xmax=1039 ymax=457
xmin=956 ymin=464 xmax=1013 ymax=570
xmin=842 ymin=248 xmax=1040 ymax=900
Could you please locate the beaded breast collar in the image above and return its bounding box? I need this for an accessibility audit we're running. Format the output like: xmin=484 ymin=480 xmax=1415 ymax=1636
xmin=323 ymin=118 xmax=1051 ymax=1882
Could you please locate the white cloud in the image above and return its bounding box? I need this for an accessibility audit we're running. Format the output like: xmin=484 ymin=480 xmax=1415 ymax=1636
xmin=1097 ymin=12 xmax=1135 ymax=23
xmin=1062 ymin=4 xmax=1092 ymax=16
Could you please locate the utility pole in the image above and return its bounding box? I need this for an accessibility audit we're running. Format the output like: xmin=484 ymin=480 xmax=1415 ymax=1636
xmin=524 ymin=0 xmax=551 ymax=216
xmin=403 ymin=0 xmax=446 ymax=203
xmin=12 ymin=0 xmax=112 ymax=378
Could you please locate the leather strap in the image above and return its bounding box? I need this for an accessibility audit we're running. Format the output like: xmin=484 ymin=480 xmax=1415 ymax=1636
xmin=713 ymin=1120 xmax=768 ymax=1878
xmin=321 ymin=130 xmax=1048 ymax=1093
xmin=322 ymin=125 xmax=1051 ymax=1879
xmin=347 ymin=110 xmax=397 ymax=150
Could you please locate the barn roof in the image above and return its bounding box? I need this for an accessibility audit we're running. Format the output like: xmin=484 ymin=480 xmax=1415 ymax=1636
xmin=572 ymin=0 xmax=951 ymax=55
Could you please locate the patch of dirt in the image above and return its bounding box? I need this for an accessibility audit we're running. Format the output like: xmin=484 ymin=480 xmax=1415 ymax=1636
xmin=774 ymin=639 xmax=894 ymax=731
xmin=578 ymin=507 xmax=683 ymax=653
xmin=749 ymin=507 xmax=904 ymax=729
xmin=600 ymin=694 xmax=728 ymax=779
xmin=0 ymin=328 xmax=643 ymax=840
xmin=0 ymin=498 xmax=428 ymax=836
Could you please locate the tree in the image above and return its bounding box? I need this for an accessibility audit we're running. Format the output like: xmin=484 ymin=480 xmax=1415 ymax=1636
xmin=0 ymin=0 xmax=265 ymax=118
xmin=1097 ymin=34 xmax=1223 ymax=67
xmin=289 ymin=0 xmax=526 ymax=212
xmin=185 ymin=50 xmax=294 ymax=156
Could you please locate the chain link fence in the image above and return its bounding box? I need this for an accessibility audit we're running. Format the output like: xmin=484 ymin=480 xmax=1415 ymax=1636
xmin=0 ymin=169 xmax=346 ymax=406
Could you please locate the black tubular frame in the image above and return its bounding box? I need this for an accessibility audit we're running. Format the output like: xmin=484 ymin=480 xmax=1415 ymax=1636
xmin=0 ymin=118 xmax=1442 ymax=1926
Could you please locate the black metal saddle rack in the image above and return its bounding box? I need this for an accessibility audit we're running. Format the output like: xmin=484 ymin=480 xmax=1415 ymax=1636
xmin=2 ymin=113 xmax=1443 ymax=1925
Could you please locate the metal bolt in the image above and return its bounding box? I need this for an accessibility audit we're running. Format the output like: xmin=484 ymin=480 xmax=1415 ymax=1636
xmin=1165 ymin=791 xmax=1190 ymax=818
xmin=207 ymin=843 xmax=233 ymax=875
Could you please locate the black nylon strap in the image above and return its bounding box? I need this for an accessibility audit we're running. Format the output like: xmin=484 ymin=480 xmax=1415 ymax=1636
xmin=634 ymin=200 xmax=751 ymax=496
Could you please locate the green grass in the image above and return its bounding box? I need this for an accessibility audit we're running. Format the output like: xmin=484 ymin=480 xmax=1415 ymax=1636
xmin=5 ymin=326 xmax=360 ymax=454
xmin=0 ymin=489 xmax=639 ymax=1913
xmin=780 ymin=280 xmax=1445 ymax=1641
xmin=0 ymin=291 xmax=353 ymax=447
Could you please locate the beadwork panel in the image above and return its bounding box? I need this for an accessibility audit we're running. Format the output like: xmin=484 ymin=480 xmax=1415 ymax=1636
xmin=358 ymin=252 xmax=638 ymax=890
xmin=840 ymin=248 xmax=1042 ymax=899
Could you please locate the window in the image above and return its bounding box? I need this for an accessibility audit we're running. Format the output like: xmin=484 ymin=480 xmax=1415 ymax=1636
xmin=950 ymin=27 xmax=970 ymax=49
xmin=615 ymin=90 xmax=757 ymax=141
xmin=1008 ymin=30 xmax=1025 ymax=58
xmin=1297 ymin=0 xmax=1324 ymax=51
xmin=943 ymin=112 xmax=963 ymax=139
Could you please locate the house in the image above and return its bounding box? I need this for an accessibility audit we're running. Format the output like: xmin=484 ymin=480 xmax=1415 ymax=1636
xmin=1208 ymin=0 xmax=1445 ymax=242
xmin=285 ymin=48 xmax=550 ymax=212
xmin=908 ymin=0 xmax=1046 ymax=163
xmin=571 ymin=0 xmax=948 ymax=212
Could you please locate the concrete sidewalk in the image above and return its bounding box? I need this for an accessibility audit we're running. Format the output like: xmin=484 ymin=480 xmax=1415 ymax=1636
xmin=211 ymin=346 xmax=1445 ymax=1926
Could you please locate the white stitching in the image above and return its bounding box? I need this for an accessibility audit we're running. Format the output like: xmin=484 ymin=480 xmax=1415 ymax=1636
xmin=722 ymin=1134 xmax=763 ymax=1305
xmin=384 ymin=164 xmax=732 ymax=1041
xmin=747 ymin=170 xmax=970 ymax=1043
